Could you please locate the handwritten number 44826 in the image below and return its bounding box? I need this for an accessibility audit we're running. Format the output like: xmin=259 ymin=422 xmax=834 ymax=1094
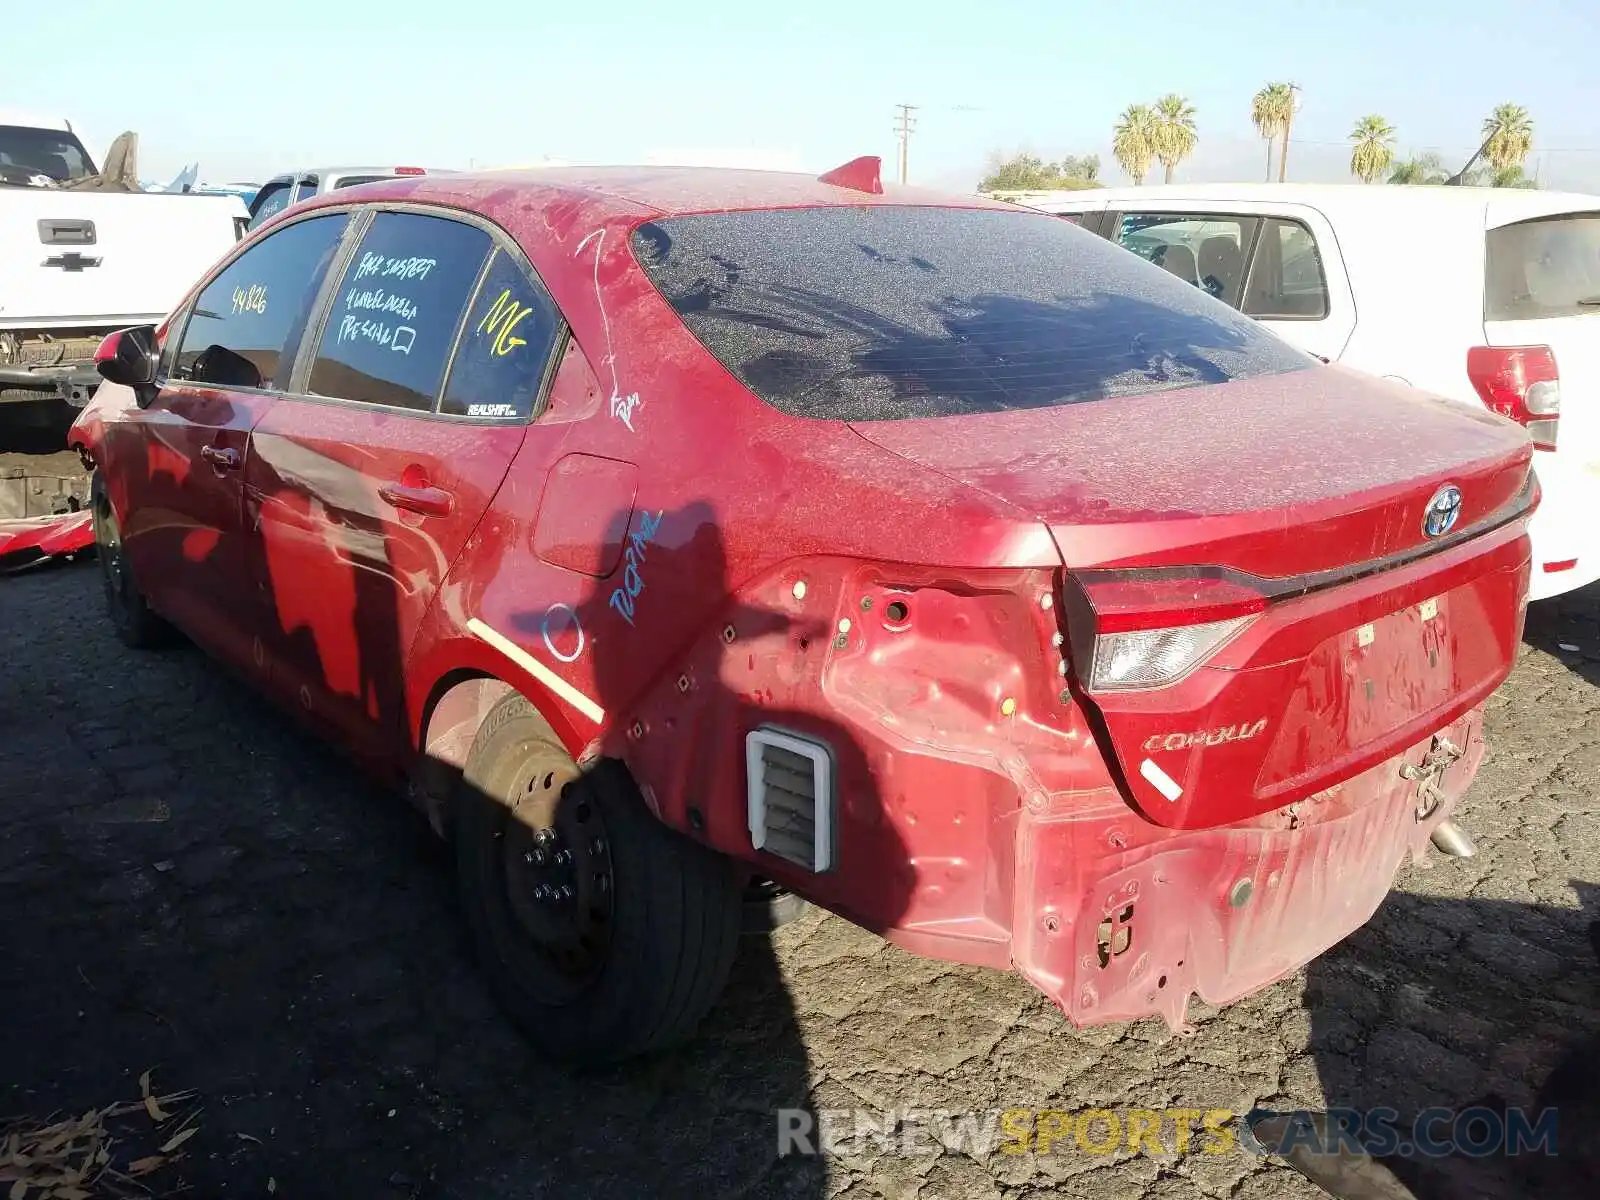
xmin=231 ymin=284 xmax=267 ymax=315
xmin=609 ymin=510 xmax=665 ymax=626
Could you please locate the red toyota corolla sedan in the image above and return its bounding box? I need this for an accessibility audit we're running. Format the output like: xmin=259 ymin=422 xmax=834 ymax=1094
xmin=72 ymin=158 xmax=1535 ymax=1064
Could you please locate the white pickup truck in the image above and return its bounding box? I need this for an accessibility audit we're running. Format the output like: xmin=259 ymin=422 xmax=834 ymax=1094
xmin=0 ymin=112 xmax=246 ymax=418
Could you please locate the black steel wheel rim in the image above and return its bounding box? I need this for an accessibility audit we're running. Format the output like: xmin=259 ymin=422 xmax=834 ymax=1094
xmin=499 ymin=765 xmax=615 ymax=1002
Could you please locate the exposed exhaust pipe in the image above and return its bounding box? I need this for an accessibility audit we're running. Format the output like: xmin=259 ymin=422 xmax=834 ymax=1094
xmin=1430 ymin=819 xmax=1477 ymax=858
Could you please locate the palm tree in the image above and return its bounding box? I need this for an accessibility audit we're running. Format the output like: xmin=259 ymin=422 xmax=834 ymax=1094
xmin=1449 ymin=157 xmax=1535 ymax=187
xmin=1152 ymin=94 xmax=1198 ymax=183
xmin=1481 ymin=103 xmax=1534 ymax=172
xmin=1388 ymin=152 xmax=1448 ymax=185
xmin=1488 ymin=164 xmax=1538 ymax=189
xmin=1251 ymin=83 xmax=1295 ymax=181
xmin=1348 ymin=115 xmax=1397 ymax=183
xmin=1112 ymin=104 xmax=1157 ymax=185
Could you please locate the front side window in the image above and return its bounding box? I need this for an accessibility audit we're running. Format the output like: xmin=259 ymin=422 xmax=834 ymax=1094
xmin=307 ymin=212 xmax=491 ymax=412
xmin=631 ymin=205 xmax=1312 ymax=422
xmin=174 ymin=213 xmax=349 ymax=389
xmin=1486 ymin=213 xmax=1600 ymax=320
xmin=439 ymin=250 xmax=562 ymax=419
xmin=1241 ymin=218 xmax=1330 ymax=320
xmin=246 ymin=181 xmax=293 ymax=231
xmin=1116 ymin=213 xmax=1259 ymax=308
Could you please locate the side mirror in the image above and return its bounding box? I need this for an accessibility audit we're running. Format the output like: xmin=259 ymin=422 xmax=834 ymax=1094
xmin=190 ymin=343 xmax=262 ymax=390
xmin=93 ymin=325 xmax=159 ymax=407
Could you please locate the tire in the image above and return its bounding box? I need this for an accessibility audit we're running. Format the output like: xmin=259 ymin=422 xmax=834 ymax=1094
xmin=742 ymin=877 xmax=809 ymax=934
xmin=90 ymin=474 xmax=169 ymax=649
xmin=454 ymin=693 xmax=743 ymax=1064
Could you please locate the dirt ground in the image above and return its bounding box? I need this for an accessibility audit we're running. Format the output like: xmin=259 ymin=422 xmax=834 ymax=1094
xmin=1 ymin=561 xmax=1596 ymax=1199
xmin=0 ymin=403 xmax=91 ymax=519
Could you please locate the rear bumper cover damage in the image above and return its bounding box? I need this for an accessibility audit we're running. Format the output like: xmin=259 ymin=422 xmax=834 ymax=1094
xmin=617 ymin=559 xmax=1492 ymax=1031
xmin=1009 ymin=709 xmax=1483 ymax=1031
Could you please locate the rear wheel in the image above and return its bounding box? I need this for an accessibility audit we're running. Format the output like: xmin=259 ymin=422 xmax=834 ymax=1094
xmin=454 ymin=694 xmax=742 ymax=1064
xmin=90 ymin=475 xmax=168 ymax=649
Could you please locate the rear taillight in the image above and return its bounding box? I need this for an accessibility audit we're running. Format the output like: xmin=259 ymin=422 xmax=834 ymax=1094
xmin=1088 ymin=618 xmax=1254 ymax=690
xmin=1063 ymin=573 xmax=1265 ymax=693
xmin=1467 ymin=345 xmax=1560 ymax=451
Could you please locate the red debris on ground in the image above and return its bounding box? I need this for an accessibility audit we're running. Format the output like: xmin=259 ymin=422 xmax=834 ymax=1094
xmin=0 ymin=510 xmax=93 ymax=567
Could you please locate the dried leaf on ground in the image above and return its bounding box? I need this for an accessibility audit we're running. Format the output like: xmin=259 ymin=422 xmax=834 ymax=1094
xmin=157 ymin=1127 xmax=197 ymax=1155
xmin=2 ymin=1076 xmax=198 ymax=1198
xmin=126 ymin=1154 xmax=165 ymax=1176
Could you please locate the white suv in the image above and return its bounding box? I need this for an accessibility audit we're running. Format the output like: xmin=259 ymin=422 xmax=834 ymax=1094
xmin=1027 ymin=184 xmax=1600 ymax=601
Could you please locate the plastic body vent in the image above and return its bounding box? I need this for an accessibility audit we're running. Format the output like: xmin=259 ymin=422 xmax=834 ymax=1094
xmin=745 ymin=727 xmax=834 ymax=873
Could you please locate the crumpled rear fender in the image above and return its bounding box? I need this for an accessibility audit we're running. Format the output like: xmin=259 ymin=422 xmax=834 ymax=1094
xmin=614 ymin=555 xmax=1489 ymax=1028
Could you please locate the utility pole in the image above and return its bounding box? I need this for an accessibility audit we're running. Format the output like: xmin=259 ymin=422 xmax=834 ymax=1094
xmin=893 ymin=104 xmax=919 ymax=184
xmin=1278 ymin=84 xmax=1302 ymax=183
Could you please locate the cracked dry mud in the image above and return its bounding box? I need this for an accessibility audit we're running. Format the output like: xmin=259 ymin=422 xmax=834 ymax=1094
xmin=2 ymin=563 xmax=1596 ymax=1199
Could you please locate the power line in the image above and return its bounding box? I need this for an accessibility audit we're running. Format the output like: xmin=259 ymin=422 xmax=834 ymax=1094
xmin=1239 ymin=135 xmax=1600 ymax=155
xmin=893 ymin=103 xmax=919 ymax=184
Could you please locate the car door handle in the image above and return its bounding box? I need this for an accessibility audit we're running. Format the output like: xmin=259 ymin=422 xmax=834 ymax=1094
xmin=378 ymin=482 xmax=454 ymax=517
xmin=200 ymin=444 xmax=240 ymax=471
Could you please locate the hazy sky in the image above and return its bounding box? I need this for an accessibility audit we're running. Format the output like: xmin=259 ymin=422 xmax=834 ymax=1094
xmin=12 ymin=0 xmax=1600 ymax=192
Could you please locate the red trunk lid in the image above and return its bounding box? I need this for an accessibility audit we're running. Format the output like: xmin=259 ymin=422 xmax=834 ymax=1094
xmin=851 ymin=366 xmax=1535 ymax=828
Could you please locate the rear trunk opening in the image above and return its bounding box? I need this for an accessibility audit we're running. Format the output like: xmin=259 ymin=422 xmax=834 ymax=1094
xmin=850 ymin=369 xmax=1534 ymax=830
xmin=0 ymin=190 xmax=242 ymax=331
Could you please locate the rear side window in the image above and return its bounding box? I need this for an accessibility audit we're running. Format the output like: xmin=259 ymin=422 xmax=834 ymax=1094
xmin=308 ymin=212 xmax=491 ymax=411
xmin=630 ymin=206 xmax=1311 ymax=421
xmin=1486 ymin=214 xmax=1600 ymax=320
xmin=1242 ymin=218 xmax=1329 ymax=320
xmin=440 ymin=250 xmax=562 ymax=419
xmin=175 ymin=213 xmax=348 ymax=389
xmin=1116 ymin=213 xmax=1259 ymax=308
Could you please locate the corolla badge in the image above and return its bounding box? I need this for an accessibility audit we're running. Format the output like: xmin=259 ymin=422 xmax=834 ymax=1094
xmin=1422 ymin=485 xmax=1463 ymax=538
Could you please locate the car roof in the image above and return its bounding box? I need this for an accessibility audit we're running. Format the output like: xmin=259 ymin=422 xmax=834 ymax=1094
xmin=1015 ymin=181 xmax=1600 ymax=228
xmin=320 ymin=164 xmax=1016 ymax=220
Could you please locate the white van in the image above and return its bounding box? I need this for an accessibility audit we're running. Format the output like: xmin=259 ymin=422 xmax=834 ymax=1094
xmin=1026 ymin=184 xmax=1600 ymax=601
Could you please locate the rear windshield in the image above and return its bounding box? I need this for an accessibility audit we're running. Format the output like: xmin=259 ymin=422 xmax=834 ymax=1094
xmin=629 ymin=205 xmax=1313 ymax=421
xmin=1486 ymin=213 xmax=1600 ymax=321
xmin=332 ymin=174 xmax=392 ymax=191
xmin=0 ymin=124 xmax=94 ymax=186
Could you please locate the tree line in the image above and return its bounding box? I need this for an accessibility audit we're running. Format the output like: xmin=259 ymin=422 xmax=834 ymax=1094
xmin=978 ymin=90 xmax=1539 ymax=191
